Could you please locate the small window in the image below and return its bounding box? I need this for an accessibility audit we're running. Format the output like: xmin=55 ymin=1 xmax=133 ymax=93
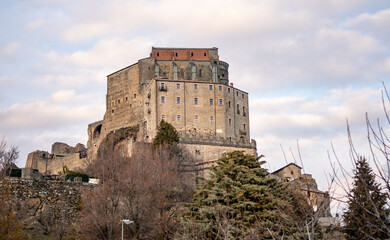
xmin=177 ymin=97 xmax=180 ymax=104
xmin=177 ymin=115 xmax=181 ymax=122
xmin=222 ymin=73 xmax=225 ymax=77
xmin=180 ymin=69 xmax=184 ymax=78
xmin=112 ymin=109 xmax=114 ymax=113
xmin=193 ymin=128 xmax=196 ymax=132
xmin=195 ymin=115 xmax=198 ymax=122
xmin=194 ymin=84 xmax=198 ymax=89
xmin=229 ymin=119 xmax=232 ymax=126
xmin=161 ymin=96 xmax=165 ymax=103
xmin=162 ymin=115 xmax=165 ymax=121
xmin=199 ymin=69 xmax=202 ymax=77
xmin=194 ymin=98 xmax=198 ymax=105
xmin=176 ymin=83 xmax=180 ymax=89
xmin=242 ymin=93 xmax=244 ymax=98
xmin=175 ymin=52 xmax=178 ymax=57
xmin=243 ymin=124 xmax=246 ymax=130
xmin=219 ymin=99 xmax=223 ymax=106
xmin=209 ymin=99 xmax=213 ymax=106
xmin=210 ymin=116 xmax=213 ymax=123
xmin=195 ymin=149 xmax=200 ymax=156
xmin=157 ymin=52 xmax=159 ymax=56
xmin=219 ymin=86 xmax=222 ymax=91
xmin=191 ymin=52 xmax=194 ymax=57
xmin=130 ymin=104 xmax=132 ymax=108
xmin=228 ymin=88 xmax=230 ymax=93
xmin=118 ymin=99 xmax=120 ymax=104
xmin=134 ymin=94 xmax=136 ymax=98
xmin=125 ymin=97 xmax=128 ymax=101
xmin=237 ymin=104 xmax=240 ymax=114
xmin=228 ymin=101 xmax=231 ymax=108
xmin=160 ymin=83 xmax=165 ymax=89
xmin=237 ymin=92 xmax=239 ymax=96
xmin=204 ymin=52 xmax=206 ymax=56
xmin=209 ymin=85 xmax=212 ymax=90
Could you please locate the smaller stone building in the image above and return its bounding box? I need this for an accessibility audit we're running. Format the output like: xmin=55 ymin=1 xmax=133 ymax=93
xmin=272 ymin=163 xmax=331 ymax=217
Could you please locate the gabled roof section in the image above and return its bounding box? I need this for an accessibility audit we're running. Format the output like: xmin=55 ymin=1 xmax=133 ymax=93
xmin=271 ymin=163 xmax=302 ymax=174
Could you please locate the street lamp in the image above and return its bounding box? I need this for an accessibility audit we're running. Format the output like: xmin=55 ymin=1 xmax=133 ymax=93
xmin=122 ymin=219 xmax=134 ymax=240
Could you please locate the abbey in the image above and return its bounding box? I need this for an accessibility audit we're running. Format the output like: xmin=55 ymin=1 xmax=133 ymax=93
xmin=88 ymin=47 xmax=257 ymax=170
xmin=26 ymin=47 xmax=257 ymax=175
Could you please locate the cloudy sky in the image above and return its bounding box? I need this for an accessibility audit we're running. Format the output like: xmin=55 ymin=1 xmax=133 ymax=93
xmin=1 ymin=0 xmax=390 ymax=196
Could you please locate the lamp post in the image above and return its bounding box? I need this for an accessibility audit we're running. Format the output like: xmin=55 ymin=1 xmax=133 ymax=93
xmin=122 ymin=219 xmax=134 ymax=240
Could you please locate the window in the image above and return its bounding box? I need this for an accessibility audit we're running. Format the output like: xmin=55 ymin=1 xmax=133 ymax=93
xmin=244 ymin=124 xmax=246 ymax=130
xmin=160 ymin=83 xmax=165 ymax=89
xmin=243 ymin=106 xmax=246 ymax=116
xmin=195 ymin=150 xmax=200 ymax=156
xmin=195 ymin=115 xmax=198 ymax=122
xmin=177 ymin=115 xmax=181 ymax=122
xmin=237 ymin=91 xmax=239 ymax=96
xmin=229 ymin=119 xmax=232 ymax=126
xmin=219 ymin=99 xmax=223 ymax=106
xmin=117 ymin=99 xmax=120 ymax=104
xmin=180 ymin=69 xmax=184 ymax=78
xmin=228 ymin=88 xmax=230 ymax=93
xmin=209 ymin=85 xmax=213 ymax=90
xmin=237 ymin=104 xmax=240 ymax=114
xmin=194 ymin=84 xmax=198 ymax=89
xmin=175 ymin=52 xmax=178 ymax=57
xmin=111 ymin=101 xmax=114 ymax=107
xmin=161 ymin=96 xmax=165 ymax=103
xmin=191 ymin=52 xmax=194 ymax=57
xmin=134 ymin=94 xmax=136 ymax=98
xmin=199 ymin=69 xmax=202 ymax=77
xmin=228 ymin=101 xmax=231 ymax=108
xmin=204 ymin=52 xmax=206 ymax=56
xmin=162 ymin=115 xmax=165 ymax=121
xmin=176 ymin=83 xmax=180 ymax=89
xmin=209 ymin=99 xmax=213 ymax=106
xmin=125 ymin=97 xmax=128 ymax=101
xmin=157 ymin=52 xmax=159 ymax=56
xmin=219 ymin=86 xmax=222 ymax=91
xmin=242 ymin=93 xmax=244 ymax=98
xmin=112 ymin=109 xmax=114 ymax=113
xmin=194 ymin=98 xmax=198 ymax=105
xmin=210 ymin=116 xmax=213 ymax=123
xmin=177 ymin=97 xmax=180 ymax=104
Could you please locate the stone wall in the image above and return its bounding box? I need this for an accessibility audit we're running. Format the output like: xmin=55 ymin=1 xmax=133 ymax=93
xmin=0 ymin=178 xmax=93 ymax=231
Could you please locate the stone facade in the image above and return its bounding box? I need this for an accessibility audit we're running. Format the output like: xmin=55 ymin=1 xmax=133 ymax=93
xmin=87 ymin=47 xmax=257 ymax=173
xmin=272 ymin=163 xmax=331 ymax=217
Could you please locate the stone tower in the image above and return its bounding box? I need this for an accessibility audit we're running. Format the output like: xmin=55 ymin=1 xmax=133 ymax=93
xmin=87 ymin=47 xmax=257 ymax=173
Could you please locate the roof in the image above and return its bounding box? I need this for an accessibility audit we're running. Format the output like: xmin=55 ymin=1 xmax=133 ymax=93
xmin=272 ymin=163 xmax=302 ymax=174
xmin=152 ymin=47 xmax=218 ymax=51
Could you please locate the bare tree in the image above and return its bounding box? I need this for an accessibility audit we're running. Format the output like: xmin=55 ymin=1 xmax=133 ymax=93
xmin=0 ymin=137 xmax=19 ymax=177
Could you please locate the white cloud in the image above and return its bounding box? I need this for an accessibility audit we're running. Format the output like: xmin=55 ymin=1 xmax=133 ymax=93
xmin=25 ymin=19 xmax=46 ymax=31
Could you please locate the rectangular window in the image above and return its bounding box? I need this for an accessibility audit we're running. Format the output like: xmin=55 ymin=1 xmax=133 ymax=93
xmin=228 ymin=88 xmax=230 ymax=93
xmin=209 ymin=99 xmax=213 ymax=106
xmin=161 ymin=83 xmax=164 ymax=88
xmin=161 ymin=96 xmax=165 ymax=103
xmin=244 ymin=124 xmax=246 ymax=130
xmin=194 ymin=84 xmax=198 ymax=89
xmin=228 ymin=101 xmax=231 ymax=108
xmin=195 ymin=150 xmax=200 ymax=156
xmin=118 ymin=99 xmax=121 ymax=104
xmin=199 ymin=69 xmax=202 ymax=77
xmin=176 ymin=83 xmax=180 ymax=89
xmin=177 ymin=115 xmax=181 ymax=122
xmin=177 ymin=97 xmax=180 ymax=104
xmin=219 ymin=86 xmax=222 ymax=91
xmin=237 ymin=104 xmax=240 ymax=114
xmin=195 ymin=115 xmax=198 ymax=122
xmin=162 ymin=115 xmax=165 ymax=121
xmin=209 ymin=85 xmax=213 ymax=90
xmin=194 ymin=98 xmax=198 ymax=105
xmin=219 ymin=99 xmax=223 ymax=106
xmin=242 ymin=93 xmax=245 ymax=98
xmin=125 ymin=97 xmax=128 ymax=101
xmin=210 ymin=116 xmax=213 ymax=123
xmin=237 ymin=91 xmax=239 ymax=96
xmin=229 ymin=119 xmax=232 ymax=126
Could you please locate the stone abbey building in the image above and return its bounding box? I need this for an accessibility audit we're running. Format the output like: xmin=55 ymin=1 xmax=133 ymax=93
xmin=26 ymin=47 xmax=257 ymax=175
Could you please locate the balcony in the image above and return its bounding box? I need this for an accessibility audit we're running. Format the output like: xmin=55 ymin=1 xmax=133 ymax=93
xmin=159 ymin=86 xmax=168 ymax=91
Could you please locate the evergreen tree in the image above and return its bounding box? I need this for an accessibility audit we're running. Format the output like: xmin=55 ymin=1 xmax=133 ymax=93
xmin=343 ymin=156 xmax=390 ymax=240
xmin=153 ymin=120 xmax=179 ymax=146
xmin=177 ymin=151 xmax=316 ymax=239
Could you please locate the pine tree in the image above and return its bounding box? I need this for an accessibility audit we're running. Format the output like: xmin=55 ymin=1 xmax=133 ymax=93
xmin=343 ymin=156 xmax=390 ymax=240
xmin=177 ymin=151 xmax=316 ymax=239
xmin=153 ymin=120 xmax=179 ymax=146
